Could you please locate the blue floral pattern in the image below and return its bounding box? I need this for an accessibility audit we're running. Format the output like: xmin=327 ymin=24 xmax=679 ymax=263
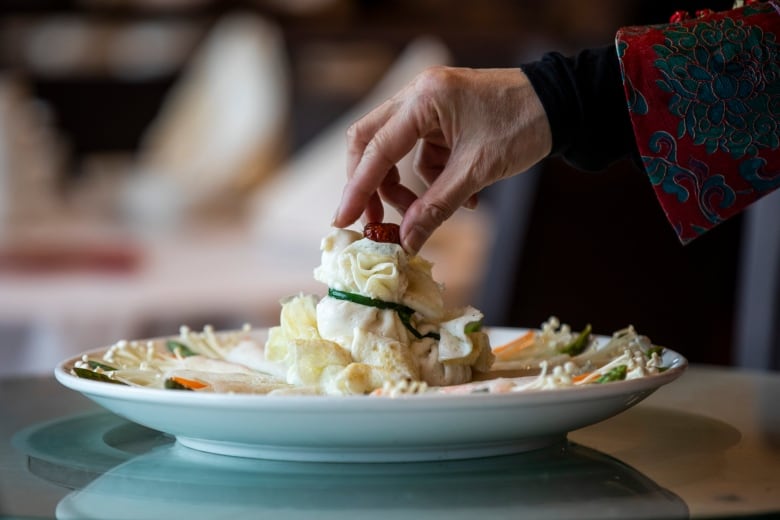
xmin=643 ymin=131 xmax=736 ymax=228
xmin=616 ymin=4 xmax=780 ymax=243
xmin=652 ymin=13 xmax=780 ymax=158
xmin=617 ymin=40 xmax=649 ymax=116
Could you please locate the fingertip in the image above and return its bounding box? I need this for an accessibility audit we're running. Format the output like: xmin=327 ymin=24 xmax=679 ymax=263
xmin=331 ymin=206 xmax=344 ymax=228
xmin=331 ymin=200 xmax=360 ymax=229
xmin=464 ymin=193 xmax=479 ymax=210
xmin=400 ymin=223 xmax=426 ymax=256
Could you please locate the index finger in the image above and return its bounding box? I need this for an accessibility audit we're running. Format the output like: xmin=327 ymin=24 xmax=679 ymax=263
xmin=345 ymin=98 xmax=395 ymax=182
xmin=334 ymin=100 xmax=430 ymax=227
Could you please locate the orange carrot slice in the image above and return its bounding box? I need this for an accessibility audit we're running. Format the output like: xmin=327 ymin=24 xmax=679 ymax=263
xmin=571 ymin=372 xmax=594 ymax=384
xmin=493 ymin=330 xmax=536 ymax=361
xmin=170 ymin=376 xmax=208 ymax=390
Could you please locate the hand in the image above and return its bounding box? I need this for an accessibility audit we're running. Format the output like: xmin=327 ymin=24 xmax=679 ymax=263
xmin=332 ymin=65 xmax=552 ymax=254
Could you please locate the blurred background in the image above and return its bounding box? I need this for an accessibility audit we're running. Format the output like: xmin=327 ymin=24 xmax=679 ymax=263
xmin=0 ymin=0 xmax=777 ymax=376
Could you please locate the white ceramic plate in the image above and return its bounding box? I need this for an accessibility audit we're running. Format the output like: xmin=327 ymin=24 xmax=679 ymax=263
xmin=55 ymin=327 xmax=687 ymax=462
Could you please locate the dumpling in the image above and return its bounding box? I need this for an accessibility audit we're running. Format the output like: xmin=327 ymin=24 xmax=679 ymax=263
xmin=349 ymin=328 xmax=420 ymax=382
xmin=264 ymin=226 xmax=494 ymax=395
xmin=282 ymin=338 xmax=352 ymax=387
xmin=265 ymin=293 xmax=321 ymax=363
xmin=402 ymin=255 xmax=445 ymax=322
xmin=437 ymin=306 xmax=486 ymax=364
xmin=316 ymin=297 xmax=409 ymax=350
xmin=314 ymin=230 xmax=407 ymax=302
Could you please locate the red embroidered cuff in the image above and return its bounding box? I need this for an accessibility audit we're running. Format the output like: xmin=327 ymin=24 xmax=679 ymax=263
xmin=616 ymin=3 xmax=780 ymax=243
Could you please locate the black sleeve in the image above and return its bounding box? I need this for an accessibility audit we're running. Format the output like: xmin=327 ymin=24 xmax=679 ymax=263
xmin=520 ymin=45 xmax=640 ymax=172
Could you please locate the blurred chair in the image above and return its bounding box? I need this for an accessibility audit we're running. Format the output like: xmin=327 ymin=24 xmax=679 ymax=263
xmin=122 ymin=13 xmax=290 ymax=230
xmin=734 ymin=189 xmax=780 ymax=371
xmin=248 ymin=37 xmax=494 ymax=307
xmin=474 ymin=167 xmax=541 ymax=325
xmin=0 ymin=77 xmax=64 ymax=234
xmin=0 ymin=77 xmax=71 ymax=377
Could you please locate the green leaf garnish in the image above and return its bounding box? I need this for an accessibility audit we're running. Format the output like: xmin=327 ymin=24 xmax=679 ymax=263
xmin=86 ymin=359 xmax=117 ymax=371
xmin=646 ymin=346 xmax=664 ymax=359
xmin=166 ymin=340 xmax=197 ymax=357
xmin=595 ymin=365 xmax=628 ymax=383
xmin=73 ymin=367 xmax=126 ymax=385
xmin=559 ymin=324 xmax=592 ymax=356
xmin=464 ymin=321 xmax=482 ymax=334
xmin=328 ymin=288 xmax=440 ymax=340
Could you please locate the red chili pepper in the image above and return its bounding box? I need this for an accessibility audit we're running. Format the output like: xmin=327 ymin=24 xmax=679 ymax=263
xmin=670 ymin=10 xmax=691 ymax=23
xmin=363 ymin=223 xmax=401 ymax=245
xmin=695 ymin=9 xmax=714 ymax=17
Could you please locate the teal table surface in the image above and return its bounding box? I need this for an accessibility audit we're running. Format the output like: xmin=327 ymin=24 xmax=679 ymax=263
xmin=1 ymin=366 xmax=778 ymax=520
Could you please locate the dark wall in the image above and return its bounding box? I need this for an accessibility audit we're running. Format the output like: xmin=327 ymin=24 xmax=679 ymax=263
xmin=496 ymin=158 xmax=741 ymax=366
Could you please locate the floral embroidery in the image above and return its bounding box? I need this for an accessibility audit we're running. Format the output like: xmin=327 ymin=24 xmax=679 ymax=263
xmin=616 ymin=4 xmax=780 ymax=243
xmin=617 ymin=40 xmax=649 ymax=115
xmin=739 ymin=156 xmax=780 ymax=191
xmin=643 ymin=131 xmax=736 ymax=226
xmin=652 ymin=15 xmax=780 ymax=158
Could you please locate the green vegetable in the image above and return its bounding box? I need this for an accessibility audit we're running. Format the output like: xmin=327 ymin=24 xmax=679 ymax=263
xmin=73 ymin=367 xmax=126 ymax=385
xmin=86 ymin=359 xmax=117 ymax=371
xmin=166 ymin=340 xmax=198 ymax=357
xmin=328 ymin=288 xmax=440 ymax=340
xmin=559 ymin=324 xmax=592 ymax=356
xmin=646 ymin=346 xmax=664 ymax=359
xmin=596 ymin=365 xmax=628 ymax=383
xmin=464 ymin=321 xmax=482 ymax=334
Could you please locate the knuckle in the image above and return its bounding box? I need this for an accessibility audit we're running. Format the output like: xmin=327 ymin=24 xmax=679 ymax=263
xmin=415 ymin=66 xmax=454 ymax=94
xmin=346 ymin=120 xmax=369 ymax=150
xmin=363 ymin=134 xmax=396 ymax=170
xmin=420 ymin=198 xmax=454 ymax=228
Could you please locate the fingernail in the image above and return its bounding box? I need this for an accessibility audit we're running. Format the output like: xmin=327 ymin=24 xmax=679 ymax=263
xmin=331 ymin=205 xmax=341 ymax=227
xmin=403 ymin=227 xmax=424 ymax=256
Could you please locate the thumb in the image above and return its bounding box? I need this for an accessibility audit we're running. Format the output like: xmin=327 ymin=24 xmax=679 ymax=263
xmin=400 ymin=172 xmax=473 ymax=254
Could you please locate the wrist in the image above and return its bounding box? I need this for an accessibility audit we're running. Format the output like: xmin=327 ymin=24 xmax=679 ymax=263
xmin=520 ymin=54 xmax=580 ymax=157
xmin=517 ymin=69 xmax=553 ymax=162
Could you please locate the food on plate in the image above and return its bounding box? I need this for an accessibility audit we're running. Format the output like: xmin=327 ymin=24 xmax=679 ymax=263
xmin=72 ymin=324 xmax=295 ymax=394
xmin=263 ymin=224 xmax=494 ymax=394
xmin=70 ymin=224 xmax=494 ymax=395
xmin=362 ymin=222 xmax=402 ymax=244
xmin=462 ymin=317 xmax=668 ymax=394
xmin=69 ymin=227 xmax=673 ymax=396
